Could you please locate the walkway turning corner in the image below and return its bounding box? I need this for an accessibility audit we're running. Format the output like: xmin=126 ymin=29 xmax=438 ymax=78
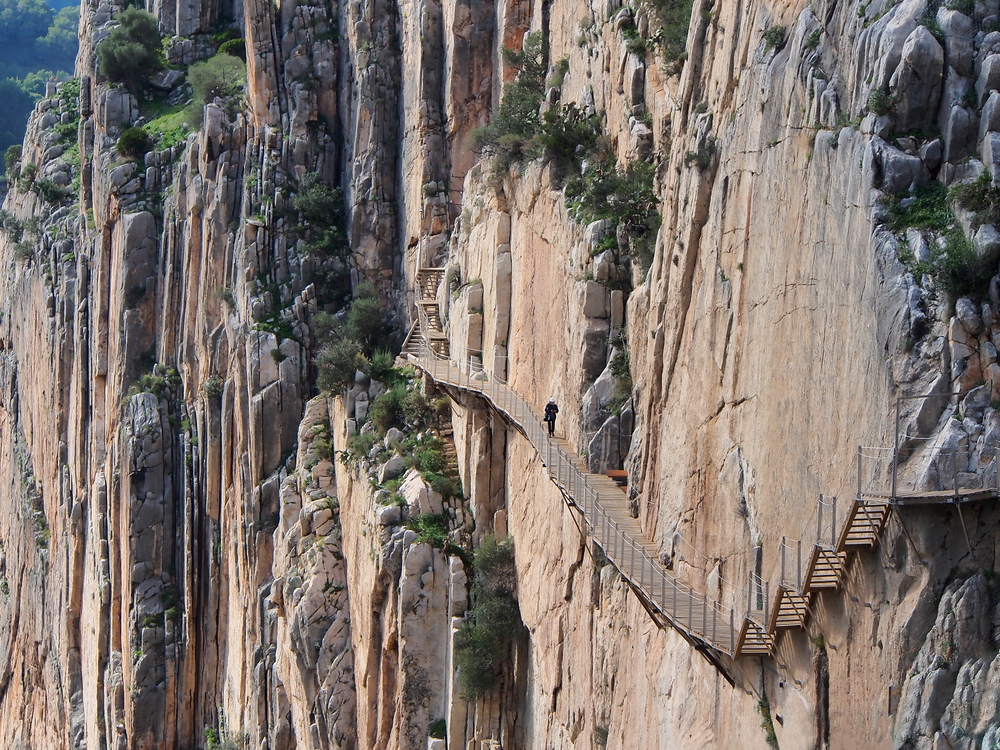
xmin=405 ymin=266 xmax=1000 ymax=662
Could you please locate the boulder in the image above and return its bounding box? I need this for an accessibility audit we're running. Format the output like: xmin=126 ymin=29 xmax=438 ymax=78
xmin=148 ymin=69 xmax=185 ymax=91
xmin=982 ymin=91 xmax=1000 ymax=144
xmin=957 ymin=296 xmax=985 ymax=336
xmin=867 ymin=137 xmax=929 ymax=193
xmin=378 ymin=455 xmax=406 ymax=483
xmin=942 ymin=105 xmax=976 ymax=164
xmin=581 ymin=281 xmax=609 ymax=318
xmin=587 ymin=414 xmax=622 ymax=474
xmin=920 ymin=139 xmax=943 ymax=171
xmin=581 ymin=364 xmax=617 ymax=431
xmin=906 ymin=228 xmax=931 ymax=263
xmin=584 ymin=220 xmax=614 ymax=255
xmin=938 ymin=8 xmax=975 ymax=77
xmin=978 ymin=53 xmax=1000 ymax=104
xmin=870 ymin=0 xmax=923 ymax=89
xmin=582 ymin=318 xmax=610 ymax=382
xmin=376 ymin=505 xmax=402 ymax=526
xmin=312 ymin=508 xmax=334 ymax=536
xmin=983 ymin=132 xmax=1000 ymax=185
xmin=629 ymin=118 xmax=653 ymax=160
xmin=890 ymin=26 xmax=944 ymax=132
xmin=975 ymin=224 xmax=1000 ymax=270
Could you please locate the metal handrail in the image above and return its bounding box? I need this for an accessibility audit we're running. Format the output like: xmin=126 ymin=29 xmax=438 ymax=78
xmin=410 ymin=339 xmax=738 ymax=654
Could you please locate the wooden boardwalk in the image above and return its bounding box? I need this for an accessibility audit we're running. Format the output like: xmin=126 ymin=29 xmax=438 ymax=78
xmin=406 ymin=266 xmax=1000 ymax=660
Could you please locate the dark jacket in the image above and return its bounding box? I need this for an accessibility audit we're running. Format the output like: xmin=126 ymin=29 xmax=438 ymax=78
xmin=544 ymin=402 xmax=559 ymax=421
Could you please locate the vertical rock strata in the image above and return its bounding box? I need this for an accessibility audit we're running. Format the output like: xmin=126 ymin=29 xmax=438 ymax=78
xmin=6 ymin=0 xmax=1000 ymax=747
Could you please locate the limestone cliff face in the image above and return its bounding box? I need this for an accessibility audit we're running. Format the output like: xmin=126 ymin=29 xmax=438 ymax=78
xmin=5 ymin=0 xmax=1000 ymax=747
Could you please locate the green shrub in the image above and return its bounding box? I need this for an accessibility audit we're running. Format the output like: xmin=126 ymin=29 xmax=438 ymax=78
xmin=804 ymin=29 xmax=821 ymax=49
xmin=367 ymin=384 xmax=408 ymax=433
xmin=407 ymin=512 xmax=449 ymax=546
xmin=366 ymin=348 xmax=396 ymax=381
xmin=867 ymin=88 xmax=893 ymax=116
xmin=763 ymin=25 xmax=787 ymax=51
xmin=32 ymin=178 xmax=66 ymax=204
xmin=565 ymin=152 xmax=660 ymax=272
xmin=189 ymin=53 xmax=246 ymax=102
xmin=949 ymin=171 xmax=1000 ymax=228
xmin=294 ymin=173 xmax=349 ymax=259
xmin=884 ymin=181 xmax=954 ymax=231
xmin=96 ymin=8 xmax=162 ymax=92
xmin=13 ymin=242 xmax=33 ymax=262
xmin=218 ymin=37 xmax=246 ymax=61
xmin=5 ymin=144 xmax=21 ymax=178
xmin=18 ymin=162 xmax=37 ymax=191
xmin=185 ymin=53 xmax=246 ymax=126
xmin=537 ymin=103 xmax=600 ymax=184
xmin=471 ymin=32 xmax=546 ymax=175
xmin=201 ymin=376 xmax=224 ymax=399
xmin=428 ymin=719 xmax=447 ymax=739
xmin=921 ymin=230 xmax=991 ymax=297
xmin=315 ymin=282 xmax=395 ymax=391
xmin=455 ymin=536 xmax=522 ymax=698
xmin=646 ymin=0 xmax=694 ymax=69
xmin=316 ymin=335 xmax=367 ymax=392
xmin=425 ymin=470 xmax=462 ymax=500
xmin=295 ymin=175 xmax=342 ymax=221
xmin=117 ymin=126 xmax=151 ymax=159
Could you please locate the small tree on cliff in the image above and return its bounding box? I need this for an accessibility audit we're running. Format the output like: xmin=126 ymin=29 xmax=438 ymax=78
xmin=455 ymin=535 xmax=523 ymax=698
xmin=96 ymin=8 xmax=162 ymax=93
xmin=314 ymin=283 xmax=395 ymax=391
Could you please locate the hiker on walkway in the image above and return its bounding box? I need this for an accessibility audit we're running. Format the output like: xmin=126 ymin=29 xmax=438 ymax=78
xmin=544 ymin=398 xmax=559 ymax=436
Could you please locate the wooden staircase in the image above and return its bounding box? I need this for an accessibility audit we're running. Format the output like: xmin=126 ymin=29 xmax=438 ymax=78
xmin=804 ymin=547 xmax=847 ymax=592
xmin=413 ymin=268 xmax=450 ymax=357
xmin=737 ymin=618 xmax=775 ymax=656
xmin=837 ymin=500 xmax=891 ymax=550
xmin=403 ymin=269 xmax=988 ymax=663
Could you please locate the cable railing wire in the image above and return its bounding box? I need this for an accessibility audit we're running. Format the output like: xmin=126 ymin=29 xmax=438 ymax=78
xmin=411 ymin=340 xmax=739 ymax=654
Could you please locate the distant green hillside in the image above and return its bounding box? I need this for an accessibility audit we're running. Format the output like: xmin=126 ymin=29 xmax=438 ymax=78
xmin=0 ymin=0 xmax=79 ymax=174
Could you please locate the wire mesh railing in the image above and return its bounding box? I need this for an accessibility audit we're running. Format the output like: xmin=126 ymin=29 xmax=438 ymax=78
xmin=779 ymin=536 xmax=804 ymax=592
xmin=409 ymin=341 xmax=738 ymax=655
xmin=857 ymin=440 xmax=1000 ymax=500
xmin=408 ymin=290 xmax=1000 ymax=656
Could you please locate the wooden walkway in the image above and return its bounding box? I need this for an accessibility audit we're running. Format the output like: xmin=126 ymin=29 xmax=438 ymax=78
xmin=405 ymin=267 xmax=1000 ymax=660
